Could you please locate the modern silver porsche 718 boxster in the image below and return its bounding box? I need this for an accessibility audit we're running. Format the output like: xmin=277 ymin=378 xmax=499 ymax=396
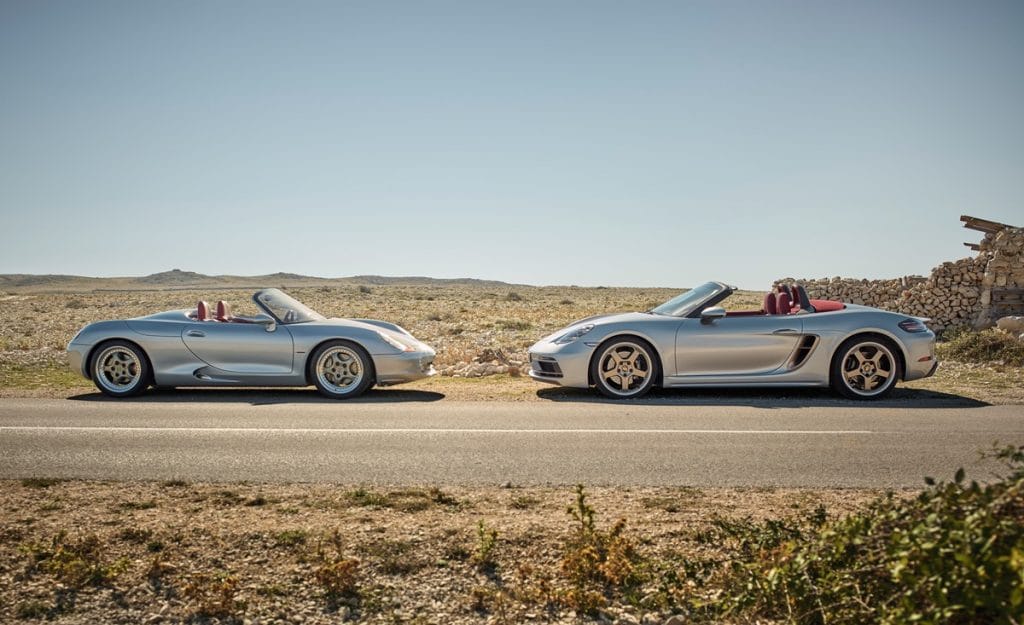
xmin=528 ymin=281 xmax=938 ymax=400
xmin=67 ymin=288 xmax=436 ymax=399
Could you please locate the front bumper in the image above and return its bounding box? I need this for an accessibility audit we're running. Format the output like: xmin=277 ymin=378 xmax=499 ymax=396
xmin=526 ymin=339 xmax=593 ymax=389
xmin=375 ymin=349 xmax=437 ymax=386
xmin=67 ymin=342 xmax=90 ymax=379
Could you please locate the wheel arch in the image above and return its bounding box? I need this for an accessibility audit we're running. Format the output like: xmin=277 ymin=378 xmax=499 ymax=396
xmin=303 ymin=337 xmax=377 ymax=386
xmin=85 ymin=338 xmax=155 ymax=383
xmin=829 ymin=330 xmax=907 ymax=384
xmin=587 ymin=333 xmax=664 ymax=388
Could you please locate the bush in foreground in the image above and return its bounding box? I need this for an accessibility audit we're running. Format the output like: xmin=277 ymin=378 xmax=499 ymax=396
xmin=717 ymin=445 xmax=1024 ymax=624
xmin=939 ymin=328 xmax=1024 ymax=367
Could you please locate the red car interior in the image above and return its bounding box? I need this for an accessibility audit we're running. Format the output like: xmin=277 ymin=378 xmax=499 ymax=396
xmin=194 ymin=300 xmax=211 ymax=321
xmin=725 ymin=283 xmax=846 ymax=318
xmin=215 ymin=301 xmax=232 ymax=322
xmin=190 ymin=300 xmax=254 ymax=323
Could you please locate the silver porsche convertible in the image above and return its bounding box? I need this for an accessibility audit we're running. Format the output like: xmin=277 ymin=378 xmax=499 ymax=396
xmin=67 ymin=288 xmax=436 ymax=399
xmin=528 ymin=281 xmax=938 ymax=400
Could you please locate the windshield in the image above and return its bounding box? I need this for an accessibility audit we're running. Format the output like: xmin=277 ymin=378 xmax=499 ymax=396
xmin=649 ymin=282 xmax=727 ymax=317
xmin=253 ymin=288 xmax=325 ymax=324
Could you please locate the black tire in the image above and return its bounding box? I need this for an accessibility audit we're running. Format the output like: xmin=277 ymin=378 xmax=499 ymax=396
xmin=89 ymin=340 xmax=151 ymax=398
xmin=589 ymin=336 xmax=659 ymax=399
xmin=830 ymin=334 xmax=902 ymax=400
xmin=308 ymin=340 xmax=376 ymax=399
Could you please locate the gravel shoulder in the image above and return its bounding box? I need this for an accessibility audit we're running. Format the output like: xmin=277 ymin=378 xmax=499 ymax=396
xmin=0 ymin=480 xmax=882 ymax=625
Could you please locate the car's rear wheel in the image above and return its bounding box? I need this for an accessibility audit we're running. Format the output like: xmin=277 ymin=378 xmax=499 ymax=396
xmin=309 ymin=340 xmax=375 ymax=399
xmin=590 ymin=337 xmax=659 ymax=399
xmin=830 ymin=335 xmax=901 ymax=400
xmin=90 ymin=340 xmax=150 ymax=398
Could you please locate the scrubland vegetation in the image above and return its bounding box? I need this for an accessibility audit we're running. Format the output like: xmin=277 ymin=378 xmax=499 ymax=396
xmin=3 ymin=446 xmax=1021 ymax=623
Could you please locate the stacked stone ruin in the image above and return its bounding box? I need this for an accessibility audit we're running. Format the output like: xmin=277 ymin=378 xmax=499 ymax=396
xmin=776 ymin=217 xmax=1024 ymax=334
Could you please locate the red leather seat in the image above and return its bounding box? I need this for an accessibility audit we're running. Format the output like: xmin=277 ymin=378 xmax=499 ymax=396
xmin=763 ymin=292 xmax=778 ymax=315
xmin=215 ymin=301 xmax=232 ymax=322
xmin=196 ymin=301 xmax=211 ymax=321
xmin=776 ymin=291 xmax=793 ymax=314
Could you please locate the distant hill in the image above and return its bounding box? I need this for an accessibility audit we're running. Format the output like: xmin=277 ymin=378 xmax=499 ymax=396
xmin=136 ymin=269 xmax=214 ymax=285
xmin=0 ymin=269 xmax=522 ymax=293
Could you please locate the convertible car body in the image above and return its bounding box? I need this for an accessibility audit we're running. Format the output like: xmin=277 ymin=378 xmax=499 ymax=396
xmin=68 ymin=288 xmax=436 ymax=398
xmin=528 ymin=281 xmax=938 ymax=400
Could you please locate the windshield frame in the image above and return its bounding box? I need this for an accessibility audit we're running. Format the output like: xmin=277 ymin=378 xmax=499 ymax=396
xmin=649 ymin=281 xmax=734 ymax=318
xmin=252 ymin=288 xmax=326 ymax=324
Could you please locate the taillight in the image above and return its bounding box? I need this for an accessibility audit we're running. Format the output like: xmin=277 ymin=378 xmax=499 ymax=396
xmin=898 ymin=319 xmax=928 ymax=333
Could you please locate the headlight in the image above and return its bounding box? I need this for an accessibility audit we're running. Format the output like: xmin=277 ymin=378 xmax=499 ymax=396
xmin=378 ymin=331 xmax=415 ymax=352
xmin=554 ymin=324 xmax=595 ymax=344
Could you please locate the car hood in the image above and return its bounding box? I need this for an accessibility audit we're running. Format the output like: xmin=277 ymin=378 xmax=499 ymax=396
xmin=542 ymin=311 xmax=654 ymax=342
xmin=568 ymin=311 xmax=654 ymax=327
xmin=306 ymin=317 xmax=417 ymax=340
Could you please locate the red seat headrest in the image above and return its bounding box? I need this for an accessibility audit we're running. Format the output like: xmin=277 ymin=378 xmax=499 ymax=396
xmin=215 ymin=301 xmax=231 ymax=322
xmin=776 ymin=292 xmax=792 ymax=315
xmin=763 ymin=292 xmax=778 ymax=315
xmin=196 ymin=300 xmax=211 ymax=321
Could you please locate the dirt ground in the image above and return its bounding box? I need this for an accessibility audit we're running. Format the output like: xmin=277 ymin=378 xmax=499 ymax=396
xmin=0 ymin=479 xmax=882 ymax=625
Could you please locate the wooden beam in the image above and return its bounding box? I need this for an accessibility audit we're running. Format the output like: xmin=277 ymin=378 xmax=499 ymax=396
xmin=960 ymin=214 xmax=1017 ymax=234
xmin=963 ymin=242 xmax=980 ymax=251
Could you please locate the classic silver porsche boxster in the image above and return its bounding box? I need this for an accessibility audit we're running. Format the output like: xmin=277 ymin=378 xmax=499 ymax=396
xmin=67 ymin=288 xmax=436 ymax=398
xmin=528 ymin=281 xmax=938 ymax=400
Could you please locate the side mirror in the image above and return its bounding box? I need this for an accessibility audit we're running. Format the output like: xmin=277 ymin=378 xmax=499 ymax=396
xmin=700 ymin=306 xmax=727 ymax=324
xmin=254 ymin=314 xmax=277 ymax=332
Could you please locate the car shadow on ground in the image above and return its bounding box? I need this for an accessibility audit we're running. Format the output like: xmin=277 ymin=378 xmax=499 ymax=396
xmin=66 ymin=387 xmax=445 ymax=405
xmin=535 ymin=386 xmax=989 ymax=409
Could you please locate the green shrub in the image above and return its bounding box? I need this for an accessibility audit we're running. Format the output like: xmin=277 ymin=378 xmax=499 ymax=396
xmin=558 ymin=485 xmax=645 ymax=615
xmin=496 ymin=319 xmax=532 ymax=331
xmin=184 ymin=571 xmax=244 ymax=619
xmin=939 ymin=328 xmax=1024 ymax=367
xmin=21 ymin=531 xmax=129 ymax=588
xmin=274 ymin=529 xmax=308 ymax=548
xmin=474 ymin=521 xmax=499 ymax=570
xmin=313 ymin=530 xmax=361 ymax=601
xmin=15 ymin=599 xmax=50 ymax=620
xmin=20 ymin=478 xmax=64 ymax=489
xmin=718 ymin=445 xmax=1024 ymax=624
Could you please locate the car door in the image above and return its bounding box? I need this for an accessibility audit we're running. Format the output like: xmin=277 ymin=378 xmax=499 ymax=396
xmin=180 ymin=322 xmax=294 ymax=374
xmin=673 ymin=315 xmax=804 ymax=377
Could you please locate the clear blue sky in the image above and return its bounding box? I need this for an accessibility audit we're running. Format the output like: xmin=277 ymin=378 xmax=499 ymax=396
xmin=1 ymin=0 xmax=1022 ymax=288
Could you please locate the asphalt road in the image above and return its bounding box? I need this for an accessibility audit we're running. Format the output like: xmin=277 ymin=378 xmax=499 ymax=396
xmin=1 ymin=392 xmax=1022 ymax=487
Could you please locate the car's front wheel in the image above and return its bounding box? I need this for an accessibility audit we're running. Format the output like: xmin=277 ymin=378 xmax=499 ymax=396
xmin=590 ymin=337 xmax=659 ymax=399
xmin=90 ymin=340 xmax=151 ymax=398
xmin=309 ymin=340 xmax=376 ymax=399
xmin=830 ymin=335 xmax=902 ymax=400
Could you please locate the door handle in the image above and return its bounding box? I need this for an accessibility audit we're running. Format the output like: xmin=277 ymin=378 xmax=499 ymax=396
xmin=186 ymin=330 xmax=206 ymax=338
xmin=772 ymin=328 xmax=798 ymax=334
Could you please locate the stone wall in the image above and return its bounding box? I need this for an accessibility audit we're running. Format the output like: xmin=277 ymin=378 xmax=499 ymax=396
xmin=976 ymin=227 xmax=1024 ymax=326
xmin=776 ymin=226 xmax=1024 ymax=333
